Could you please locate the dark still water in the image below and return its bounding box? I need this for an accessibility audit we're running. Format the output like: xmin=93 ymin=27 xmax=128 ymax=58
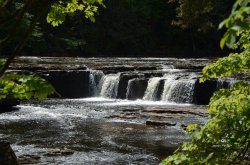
xmin=0 ymin=98 xmax=207 ymax=164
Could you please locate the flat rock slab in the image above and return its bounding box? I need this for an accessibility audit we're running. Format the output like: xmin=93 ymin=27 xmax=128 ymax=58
xmin=10 ymin=57 xmax=216 ymax=71
xmin=45 ymin=148 xmax=74 ymax=156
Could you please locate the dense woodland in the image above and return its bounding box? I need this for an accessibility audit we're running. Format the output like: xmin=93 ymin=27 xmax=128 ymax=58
xmin=1 ymin=0 xmax=234 ymax=57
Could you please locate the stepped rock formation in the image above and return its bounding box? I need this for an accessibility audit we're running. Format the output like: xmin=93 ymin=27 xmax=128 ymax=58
xmin=8 ymin=57 xmax=236 ymax=105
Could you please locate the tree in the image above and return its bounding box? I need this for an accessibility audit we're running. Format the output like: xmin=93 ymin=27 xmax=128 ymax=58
xmin=168 ymin=0 xmax=234 ymax=55
xmin=168 ymin=0 xmax=234 ymax=32
xmin=9 ymin=0 xmax=228 ymax=58
xmin=0 ymin=0 xmax=104 ymax=107
xmin=0 ymin=0 xmax=104 ymax=76
xmin=161 ymin=0 xmax=250 ymax=164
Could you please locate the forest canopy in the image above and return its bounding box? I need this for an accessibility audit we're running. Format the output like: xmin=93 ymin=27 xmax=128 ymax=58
xmin=1 ymin=0 xmax=234 ymax=58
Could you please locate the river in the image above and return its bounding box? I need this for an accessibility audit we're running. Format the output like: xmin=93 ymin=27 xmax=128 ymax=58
xmin=0 ymin=98 xmax=207 ymax=164
xmin=0 ymin=57 xmax=220 ymax=164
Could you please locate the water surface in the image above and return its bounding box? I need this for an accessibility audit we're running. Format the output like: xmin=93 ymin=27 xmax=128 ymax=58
xmin=0 ymin=98 xmax=207 ymax=164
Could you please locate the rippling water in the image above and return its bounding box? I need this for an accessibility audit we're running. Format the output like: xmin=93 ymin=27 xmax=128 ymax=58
xmin=0 ymin=98 xmax=207 ymax=164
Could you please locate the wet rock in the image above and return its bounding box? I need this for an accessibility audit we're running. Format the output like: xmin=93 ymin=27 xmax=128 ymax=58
xmin=193 ymin=80 xmax=218 ymax=105
xmin=45 ymin=148 xmax=74 ymax=156
xmin=0 ymin=141 xmax=19 ymax=165
xmin=42 ymin=70 xmax=90 ymax=98
xmin=136 ymin=66 xmax=157 ymax=71
xmin=175 ymin=64 xmax=204 ymax=70
xmin=107 ymin=114 xmax=138 ymax=119
xmin=61 ymin=148 xmax=75 ymax=155
xmin=174 ymin=60 xmax=206 ymax=70
xmin=117 ymin=73 xmax=139 ymax=99
xmin=126 ymin=78 xmax=148 ymax=100
xmin=9 ymin=69 xmax=91 ymax=98
xmin=10 ymin=57 xmax=88 ymax=71
xmin=217 ymin=79 xmax=233 ymax=89
xmin=233 ymin=72 xmax=250 ymax=81
xmin=122 ymin=108 xmax=141 ymax=112
xmin=142 ymin=106 xmax=208 ymax=120
xmin=0 ymin=99 xmax=19 ymax=112
xmin=47 ymin=148 xmax=61 ymax=155
xmin=181 ymin=124 xmax=188 ymax=130
xmin=96 ymin=65 xmax=135 ymax=73
xmin=18 ymin=154 xmax=41 ymax=164
xmin=144 ymin=72 xmax=163 ymax=78
xmin=146 ymin=120 xmax=176 ymax=127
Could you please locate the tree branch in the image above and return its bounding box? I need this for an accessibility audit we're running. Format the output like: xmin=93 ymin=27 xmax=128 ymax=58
xmin=0 ymin=0 xmax=33 ymax=49
xmin=0 ymin=5 xmax=51 ymax=77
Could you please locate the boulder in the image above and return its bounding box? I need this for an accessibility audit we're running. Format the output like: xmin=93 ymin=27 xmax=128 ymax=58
xmin=0 ymin=141 xmax=19 ymax=165
xmin=193 ymin=80 xmax=218 ymax=105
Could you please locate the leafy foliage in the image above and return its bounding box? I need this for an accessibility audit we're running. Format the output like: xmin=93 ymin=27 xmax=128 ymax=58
xmin=161 ymin=82 xmax=250 ymax=164
xmin=200 ymin=31 xmax=250 ymax=82
xmin=0 ymin=58 xmax=4 ymax=71
xmin=162 ymin=0 xmax=250 ymax=164
xmin=168 ymin=0 xmax=233 ymax=32
xmin=47 ymin=0 xmax=104 ymax=26
xmin=0 ymin=73 xmax=55 ymax=101
xmin=219 ymin=0 xmax=250 ymax=48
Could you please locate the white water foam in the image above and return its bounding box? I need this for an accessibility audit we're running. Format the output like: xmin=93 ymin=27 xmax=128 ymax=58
xmin=161 ymin=73 xmax=196 ymax=103
xmin=143 ymin=77 xmax=162 ymax=101
xmin=89 ymin=70 xmax=104 ymax=96
xmin=99 ymin=74 xmax=120 ymax=98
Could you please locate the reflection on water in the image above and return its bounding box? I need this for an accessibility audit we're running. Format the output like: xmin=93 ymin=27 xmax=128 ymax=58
xmin=0 ymin=98 xmax=206 ymax=164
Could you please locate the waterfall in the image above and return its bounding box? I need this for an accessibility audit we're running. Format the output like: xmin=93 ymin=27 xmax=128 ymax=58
xmin=143 ymin=77 xmax=162 ymax=101
xmin=89 ymin=70 xmax=104 ymax=96
xmin=217 ymin=78 xmax=237 ymax=90
xmin=161 ymin=74 xmax=196 ymax=103
xmin=126 ymin=78 xmax=135 ymax=99
xmin=88 ymin=68 xmax=198 ymax=102
xmin=161 ymin=74 xmax=179 ymax=101
xmin=99 ymin=74 xmax=120 ymax=98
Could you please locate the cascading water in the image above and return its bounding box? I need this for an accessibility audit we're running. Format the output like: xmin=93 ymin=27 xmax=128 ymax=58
xmin=88 ymin=70 xmax=198 ymax=103
xmin=89 ymin=70 xmax=104 ymax=96
xmin=217 ymin=78 xmax=237 ymax=90
xmin=143 ymin=77 xmax=162 ymax=101
xmin=161 ymin=73 xmax=196 ymax=103
xmin=126 ymin=78 xmax=135 ymax=99
xmin=99 ymin=74 xmax=120 ymax=98
xmin=161 ymin=74 xmax=179 ymax=101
